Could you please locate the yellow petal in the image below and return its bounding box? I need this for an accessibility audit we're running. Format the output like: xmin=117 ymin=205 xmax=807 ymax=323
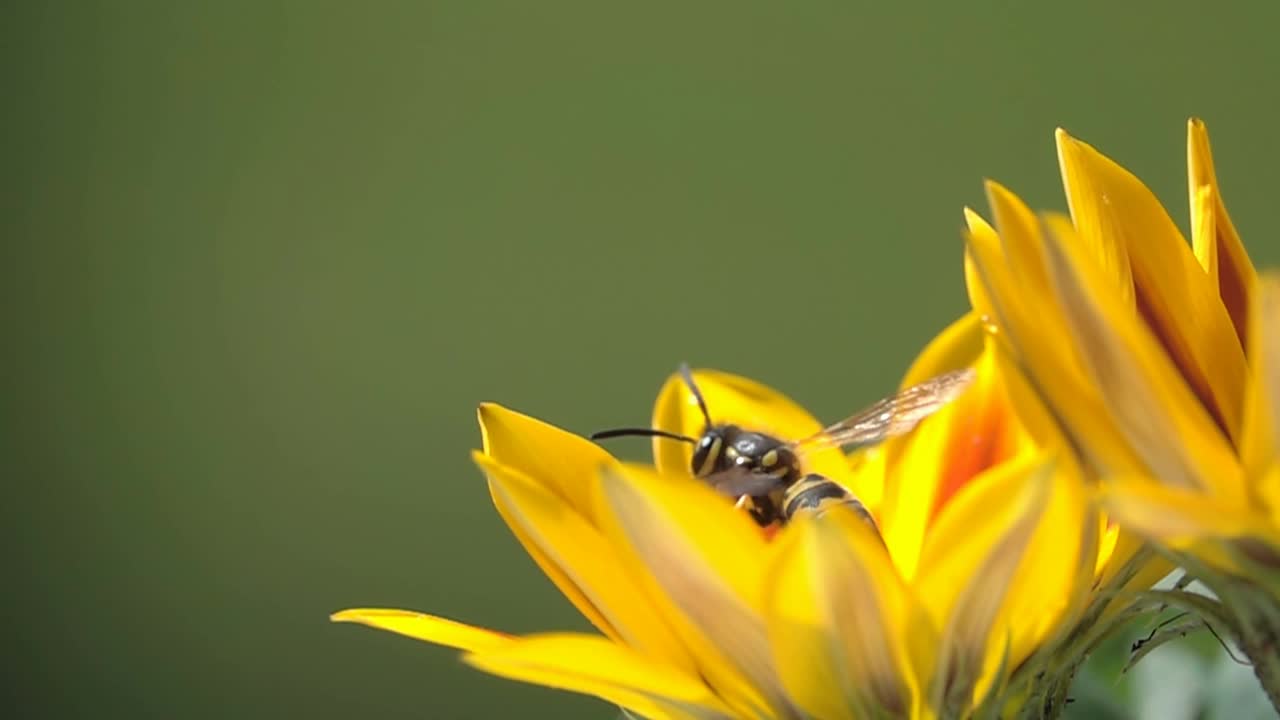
xmin=841 ymin=445 xmax=888 ymax=523
xmin=967 ymin=183 xmax=1144 ymax=480
xmin=1260 ymin=464 xmax=1280 ymax=534
xmin=332 ymin=607 xmax=739 ymax=719
xmin=593 ymin=463 xmax=787 ymax=718
xmin=1089 ymin=528 xmax=1175 ymax=630
xmin=1191 ymin=183 xmax=1219 ymax=283
xmin=464 ymin=633 xmax=737 ymax=720
xmin=985 ymin=462 xmax=1088 ymax=670
xmin=962 ymin=208 xmax=999 ymax=323
xmin=478 ymin=403 xmax=615 ymax=520
xmin=986 ymin=344 xmax=1102 ymax=622
xmin=961 ymin=207 xmax=1006 ymax=338
xmin=917 ymin=456 xmax=1054 ymax=708
xmin=986 ymin=181 xmax=1055 ymax=320
xmin=650 ymin=368 xmax=854 ymax=489
xmin=1243 ymin=273 xmax=1280 ymax=506
xmin=486 ymin=474 xmax=621 ymax=643
xmin=474 ymin=406 xmax=633 ymax=640
xmin=875 ymin=410 xmax=949 ymax=581
xmin=764 ymin=506 xmax=929 ymax=720
xmin=1099 ymin=479 xmax=1280 ymax=575
xmin=879 ymin=343 xmax=1023 ymax=581
xmin=1188 ymin=118 xmax=1256 ymax=344
xmin=1039 ymin=214 xmax=1245 ymax=505
xmin=476 ymin=452 xmax=695 ymax=669
xmin=1058 ymin=129 xmax=1247 ymax=446
xmin=330 ymin=608 xmax=515 ymax=652
xmin=985 ymin=337 xmax=1075 ymax=471
xmin=1055 ymin=129 xmax=1135 ymax=308
xmin=1095 ymin=522 xmax=1120 ymax=578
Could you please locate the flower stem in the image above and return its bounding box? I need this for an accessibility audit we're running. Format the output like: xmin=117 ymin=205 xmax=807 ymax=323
xmin=1235 ymin=591 xmax=1280 ymax=711
xmin=1197 ymin=565 xmax=1280 ymax=714
xmin=1244 ymin=636 xmax=1280 ymax=710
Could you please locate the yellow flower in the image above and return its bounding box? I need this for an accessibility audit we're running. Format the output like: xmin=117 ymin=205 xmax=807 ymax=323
xmin=962 ymin=119 xmax=1279 ymax=583
xmin=333 ymin=321 xmax=1103 ymax=719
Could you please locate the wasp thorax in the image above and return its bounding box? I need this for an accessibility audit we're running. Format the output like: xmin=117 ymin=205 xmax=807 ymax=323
xmin=713 ymin=427 xmax=801 ymax=483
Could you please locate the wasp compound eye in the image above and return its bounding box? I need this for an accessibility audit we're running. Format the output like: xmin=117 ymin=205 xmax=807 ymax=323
xmin=693 ymin=435 xmax=723 ymax=477
xmin=760 ymin=449 xmax=779 ymax=469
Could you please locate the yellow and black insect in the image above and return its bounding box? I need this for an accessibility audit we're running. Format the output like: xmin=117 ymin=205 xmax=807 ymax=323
xmin=591 ymin=364 xmax=975 ymax=529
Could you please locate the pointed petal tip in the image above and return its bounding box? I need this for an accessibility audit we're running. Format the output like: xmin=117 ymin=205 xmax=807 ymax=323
xmin=325 ymin=609 xmax=520 ymax=652
xmin=329 ymin=607 xmax=401 ymax=622
xmin=476 ymin=401 xmax=529 ymax=428
xmin=328 ymin=608 xmax=421 ymax=627
xmin=476 ymin=403 xmax=497 ymax=449
xmin=981 ymin=180 xmax=1018 ymax=216
xmin=982 ymin=179 xmax=1019 ymax=203
xmin=1187 ymin=118 xmax=1216 ymax=187
xmin=962 ymin=207 xmax=997 ymax=238
xmin=1055 ymin=128 xmax=1089 ymax=159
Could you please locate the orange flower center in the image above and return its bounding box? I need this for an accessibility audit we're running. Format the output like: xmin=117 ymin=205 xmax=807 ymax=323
xmin=929 ymin=382 xmax=1020 ymax=527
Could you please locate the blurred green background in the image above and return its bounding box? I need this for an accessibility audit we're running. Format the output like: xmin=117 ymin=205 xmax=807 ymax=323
xmin=8 ymin=1 xmax=1280 ymax=718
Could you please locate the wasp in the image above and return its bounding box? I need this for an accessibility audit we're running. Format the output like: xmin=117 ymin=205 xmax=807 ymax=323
xmin=591 ymin=364 xmax=975 ymax=529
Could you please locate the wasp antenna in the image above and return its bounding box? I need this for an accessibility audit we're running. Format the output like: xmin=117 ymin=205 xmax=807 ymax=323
xmin=678 ymin=362 xmax=714 ymax=430
xmin=590 ymin=427 xmax=697 ymax=444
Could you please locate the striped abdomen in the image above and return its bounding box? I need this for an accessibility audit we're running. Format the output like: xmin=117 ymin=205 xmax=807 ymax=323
xmin=781 ymin=473 xmax=879 ymax=532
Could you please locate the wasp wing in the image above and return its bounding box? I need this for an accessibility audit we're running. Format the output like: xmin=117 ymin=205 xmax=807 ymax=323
xmin=702 ymin=464 xmax=786 ymax=498
xmin=789 ymin=367 xmax=976 ymax=453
